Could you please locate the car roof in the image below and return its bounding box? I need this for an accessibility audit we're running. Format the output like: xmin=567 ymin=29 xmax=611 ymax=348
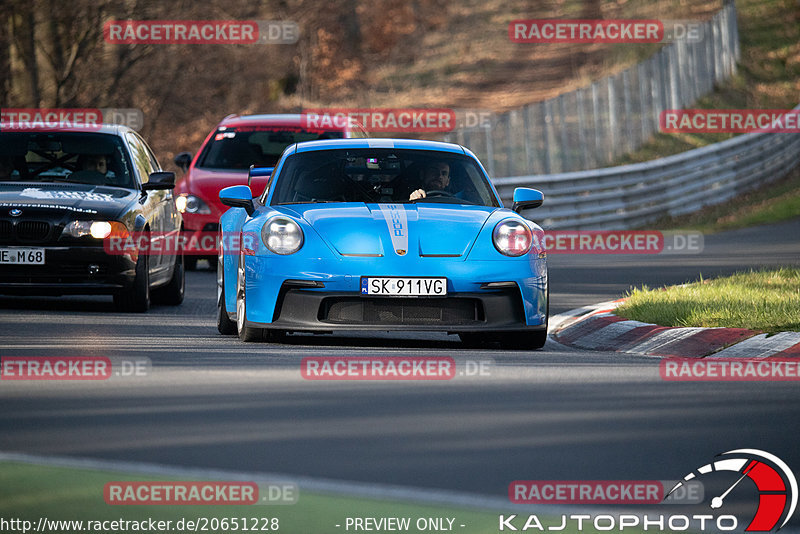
xmin=0 ymin=124 xmax=136 ymax=137
xmin=289 ymin=138 xmax=468 ymax=154
xmin=217 ymin=113 xmax=317 ymax=129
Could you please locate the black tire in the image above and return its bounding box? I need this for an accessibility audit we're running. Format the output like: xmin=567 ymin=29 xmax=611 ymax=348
xmin=184 ymin=256 xmax=198 ymax=271
xmin=236 ymin=253 xmax=264 ymax=342
xmin=486 ymin=279 xmax=549 ymax=350
xmin=153 ymin=253 xmax=184 ymax=305
xmin=114 ymin=253 xmax=150 ymax=312
xmin=216 ymin=252 xmax=237 ymax=335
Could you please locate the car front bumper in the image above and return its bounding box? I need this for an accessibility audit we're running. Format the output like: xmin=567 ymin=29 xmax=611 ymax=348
xmin=235 ymin=255 xmax=548 ymax=333
xmin=0 ymin=246 xmax=136 ymax=295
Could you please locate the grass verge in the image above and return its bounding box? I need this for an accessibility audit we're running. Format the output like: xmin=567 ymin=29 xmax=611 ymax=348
xmin=615 ymin=268 xmax=800 ymax=333
xmin=0 ymin=461 xmax=566 ymax=534
xmin=646 ymin=166 xmax=800 ymax=233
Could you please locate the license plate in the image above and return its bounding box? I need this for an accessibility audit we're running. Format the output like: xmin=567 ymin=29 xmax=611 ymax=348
xmin=361 ymin=277 xmax=447 ymax=296
xmin=0 ymin=248 xmax=45 ymax=265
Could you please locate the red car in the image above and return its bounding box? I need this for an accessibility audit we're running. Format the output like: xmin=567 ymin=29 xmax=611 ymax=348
xmin=173 ymin=113 xmax=366 ymax=269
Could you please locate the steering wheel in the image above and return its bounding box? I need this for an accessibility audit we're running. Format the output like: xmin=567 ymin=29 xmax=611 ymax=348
xmin=424 ymin=190 xmax=455 ymax=198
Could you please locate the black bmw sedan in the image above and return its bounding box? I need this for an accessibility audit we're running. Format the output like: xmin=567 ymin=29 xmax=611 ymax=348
xmin=0 ymin=125 xmax=184 ymax=312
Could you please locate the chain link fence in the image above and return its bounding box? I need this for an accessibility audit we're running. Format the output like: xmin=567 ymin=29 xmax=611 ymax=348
xmin=444 ymin=1 xmax=740 ymax=177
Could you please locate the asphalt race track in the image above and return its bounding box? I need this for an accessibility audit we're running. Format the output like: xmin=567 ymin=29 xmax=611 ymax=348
xmin=1 ymin=219 xmax=799 ymax=524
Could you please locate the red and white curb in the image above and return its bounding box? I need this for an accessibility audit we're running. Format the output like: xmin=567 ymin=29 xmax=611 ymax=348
xmin=549 ymin=300 xmax=800 ymax=358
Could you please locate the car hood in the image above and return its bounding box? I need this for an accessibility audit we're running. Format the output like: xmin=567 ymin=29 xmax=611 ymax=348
xmin=0 ymin=182 xmax=137 ymax=220
xmin=181 ymin=167 xmax=265 ymax=208
xmin=279 ymin=203 xmax=498 ymax=257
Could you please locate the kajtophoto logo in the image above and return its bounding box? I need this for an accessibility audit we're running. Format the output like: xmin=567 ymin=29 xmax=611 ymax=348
xmin=666 ymin=449 xmax=797 ymax=531
xmin=500 ymin=449 xmax=796 ymax=531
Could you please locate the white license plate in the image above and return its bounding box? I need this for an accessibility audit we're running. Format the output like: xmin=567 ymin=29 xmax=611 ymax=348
xmin=361 ymin=277 xmax=447 ymax=296
xmin=0 ymin=248 xmax=45 ymax=265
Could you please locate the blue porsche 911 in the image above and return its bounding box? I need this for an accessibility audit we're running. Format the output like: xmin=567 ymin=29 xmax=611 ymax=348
xmin=216 ymin=138 xmax=548 ymax=349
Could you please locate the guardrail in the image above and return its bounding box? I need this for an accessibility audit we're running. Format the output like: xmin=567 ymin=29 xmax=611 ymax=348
xmin=492 ymin=107 xmax=800 ymax=229
xmin=445 ymin=1 xmax=740 ymax=176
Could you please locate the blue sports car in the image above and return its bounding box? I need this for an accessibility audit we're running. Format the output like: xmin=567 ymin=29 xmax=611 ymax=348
xmin=216 ymin=138 xmax=548 ymax=349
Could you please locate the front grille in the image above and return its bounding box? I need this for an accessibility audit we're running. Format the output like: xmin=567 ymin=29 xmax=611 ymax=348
xmin=320 ymin=297 xmax=484 ymax=325
xmin=0 ymin=262 xmax=109 ymax=284
xmin=16 ymin=221 xmax=52 ymax=241
xmin=0 ymin=220 xmax=11 ymax=239
xmin=203 ymin=223 xmax=220 ymax=231
xmin=0 ymin=219 xmax=56 ymax=244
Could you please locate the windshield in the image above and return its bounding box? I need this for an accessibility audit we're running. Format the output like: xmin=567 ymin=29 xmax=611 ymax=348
xmin=0 ymin=132 xmax=134 ymax=188
xmin=196 ymin=128 xmax=345 ymax=170
xmin=270 ymin=149 xmax=500 ymax=207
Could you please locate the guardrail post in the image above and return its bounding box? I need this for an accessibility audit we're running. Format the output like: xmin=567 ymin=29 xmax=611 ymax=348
xmin=577 ymin=88 xmax=590 ymax=169
xmin=523 ymin=105 xmax=533 ymax=175
xmin=607 ymin=76 xmax=617 ymax=163
xmin=542 ymin=100 xmax=554 ymax=174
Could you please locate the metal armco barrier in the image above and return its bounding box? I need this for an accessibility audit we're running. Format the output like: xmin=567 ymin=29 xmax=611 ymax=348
xmin=493 ymin=106 xmax=800 ymax=230
xmin=445 ymin=1 xmax=741 ymax=176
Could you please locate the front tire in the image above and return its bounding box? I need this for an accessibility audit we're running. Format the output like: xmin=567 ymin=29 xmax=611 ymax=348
xmin=153 ymin=253 xmax=184 ymax=305
xmin=216 ymin=250 xmax=236 ymax=335
xmin=114 ymin=253 xmax=150 ymax=312
xmin=236 ymin=253 xmax=264 ymax=342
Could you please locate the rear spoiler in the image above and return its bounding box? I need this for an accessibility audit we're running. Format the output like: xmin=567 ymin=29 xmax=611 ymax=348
xmin=247 ymin=165 xmax=274 ymax=187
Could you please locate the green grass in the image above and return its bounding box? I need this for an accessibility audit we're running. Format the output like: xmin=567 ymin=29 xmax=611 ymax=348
xmin=614 ymin=0 xmax=800 ymax=166
xmin=615 ymin=268 xmax=800 ymax=333
xmin=603 ymin=0 xmax=800 ymax=233
xmin=647 ymin=166 xmax=800 ymax=232
xmin=0 ymin=461 xmax=637 ymax=534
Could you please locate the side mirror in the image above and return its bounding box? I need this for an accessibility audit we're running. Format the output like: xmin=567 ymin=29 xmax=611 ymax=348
xmin=142 ymin=171 xmax=176 ymax=191
xmin=220 ymin=185 xmax=255 ymax=216
xmin=248 ymin=165 xmax=274 ymax=187
xmin=174 ymin=152 xmax=192 ymax=172
xmin=512 ymin=188 xmax=544 ymax=213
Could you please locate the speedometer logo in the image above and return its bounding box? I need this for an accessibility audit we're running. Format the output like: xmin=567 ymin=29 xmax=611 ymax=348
xmin=666 ymin=449 xmax=797 ymax=531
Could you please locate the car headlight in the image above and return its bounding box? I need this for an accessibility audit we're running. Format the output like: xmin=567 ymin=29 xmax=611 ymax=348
xmin=62 ymin=220 xmax=128 ymax=239
xmin=492 ymin=219 xmax=532 ymax=256
xmin=176 ymin=194 xmax=211 ymax=214
xmin=261 ymin=217 xmax=304 ymax=255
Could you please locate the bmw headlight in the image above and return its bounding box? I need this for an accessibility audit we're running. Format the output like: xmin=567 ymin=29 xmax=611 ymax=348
xmin=62 ymin=220 xmax=127 ymax=239
xmin=176 ymin=194 xmax=211 ymax=214
xmin=492 ymin=219 xmax=532 ymax=256
xmin=261 ymin=217 xmax=304 ymax=255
